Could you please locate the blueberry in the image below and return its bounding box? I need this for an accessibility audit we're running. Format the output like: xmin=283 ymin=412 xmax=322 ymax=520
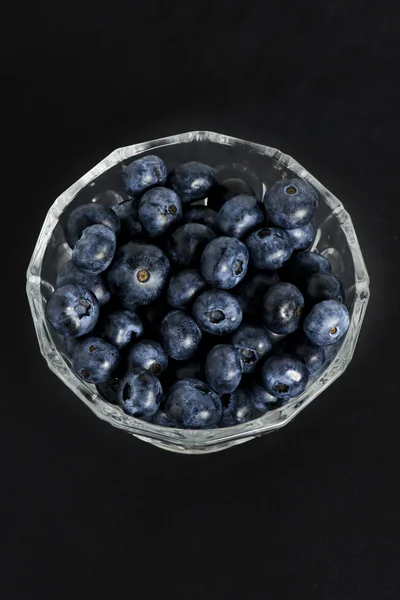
xmin=151 ymin=409 xmax=177 ymax=427
xmin=168 ymin=161 xmax=216 ymax=203
xmin=264 ymin=177 xmax=318 ymax=229
xmin=139 ymin=187 xmax=182 ymax=237
xmin=234 ymin=272 xmax=280 ymax=314
xmin=107 ymin=242 xmax=170 ymax=307
xmin=231 ymin=323 xmax=272 ymax=373
xmin=303 ymin=300 xmax=350 ymax=347
xmin=102 ymin=310 xmax=143 ymax=350
xmin=122 ymin=155 xmax=167 ymax=195
xmin=245 ymin=227 xmax=293 ymax=270
xmin=215 ymin=194 xmax=265 ymax=239
xmin=262 ymin=282 xmax=304 ymax=335
xmin=208 ymin=177 xmax=253 ymax=210
xmin=285 ymin=223 xmax=314 ymax=251
xmin=119 ymin=367 xmax=162 ymax=418
xmin=72 ymin=336 xmax=120 ymax=384
xmin=161 ymin=310 xmax=202 ymax=360
xmin=168 ymin=223 xmax=216 ymax=266
xmin=285 ymin=251 xmax=331 ymax=287
xmin=66 ymin=204 xmax=120 ymax=248
xmin=128 ymin=339 xmax=168 ymax=376
xmin=56 ymin=259 xmax=111 ymax=306
xmin=96 ymin=375 xmax=122 ymax=404
xmin=45 ymin=283 xmax=99 ymax=338
xmin=261 ymin=354 xmax=309 ymax=399
xmin=201 ymin=236 xmax=249 ymax=289
xmin=305 ymin=272 xmax=345 ymax=305
xmin=175 ymin=360 xmax=204 ymax=380
xmin=165 ymin=379 xmax=222 ymax=429
xmin=112 ymin=199 xmax=143 ymax=239
xmin=193 ymin=290 xmax=242 ymax=335
xmin=205 ymin=344 xmax=242 ymax=394
xmin=284 ymin=334 xmax=326 ymax=377
xmin=184 ymin=206 xmax=217 ymax=228
xmin=219 ymin=388 xmax=255 ymax=427
xmin=72 ymin=224 xmax=116 ymax=274
xmin=251 ymin=381 xmax=287 ymax=412
xmin=167 ymin=269 xmax=207 ymax=309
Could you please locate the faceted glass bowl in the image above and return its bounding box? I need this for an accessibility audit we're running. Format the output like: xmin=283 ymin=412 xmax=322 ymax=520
xmin=26 ymin=131 xmax=370 ymax=454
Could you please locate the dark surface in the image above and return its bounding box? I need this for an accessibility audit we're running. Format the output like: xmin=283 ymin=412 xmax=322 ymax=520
xmin=2 ymin=1 xmax=400 ymax=599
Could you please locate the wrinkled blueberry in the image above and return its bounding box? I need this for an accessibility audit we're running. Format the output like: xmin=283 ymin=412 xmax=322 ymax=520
xmin=284 ymin=334 xmax=326 ymax=377
xmin=262 ymin=282 xmax=304 ymax=335
xmin=112 ymin=198 xmax=143 ymax=239
xmin=305 ymin=272 xmax=345 ymax=305
xmin=139 ymin=187 xmax=182 ymax=237
xmin=165 ymin=379 xmax=222 ymax=429
xmin=161 ymin=310 xmax=202 ymax=360
xmin=231 ymin=323 xmax=272 ymax=373
xmin=167 ymin=268 xmax=207 ymax=309
xmin=215 ymin=194 xmax=265 ymax=239
xmin=303 ymin=299 xmax=350 ymax=347
xmin=234 ymin=272 xmax=280 ymax=314
xmin=72 ymin=336 xmax=120 ymax=384
xmin=168 ymin=223 xmax=216 ymax=266
xmin=118 ymin=367 xmax=162 ymax=418
xmin=66 ymin=203 xmax=120 ymax=248
xmin=219 ymin=388 xmax=255 ymax=427
xmin=169 ymin=161 xmax=216 ymax=203
xmin=102 ymin=309 xmax=143 ymax=350
xmin=72 ymin=223 xmax=116 ymax=274
xmin=205 ymin=344 xmax=242 ymax=394
xmin=261 ymin=354 xmax=309 ymax=399
xmin=46 ymin=283 xmax=99 ymax=338
xmin=285 ymin=222 xmax=314 ymax=251
xmin=251 ymin=381 xmax=287 ymax=412
xmin=245 ymin=227 xmax=293 ymax=270
xmin=122 ymin=155 xmax=167 ymax=195
xmin=201 ymin=236 xmax=249 ymax=289
xmin=264 ymin=177 xmax=318 ymax=229
xmin=128 ymin=339 xmax=168 ymax=376
xmin=56 ymin=259 xmax=111 ymax=306
xmin=184 ymin=205 xmax=217 ymax=228
xmin=193 ymin=290 xmax=242 ymax=335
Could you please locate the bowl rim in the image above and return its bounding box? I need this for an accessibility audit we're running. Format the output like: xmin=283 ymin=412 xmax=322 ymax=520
xmin=26 ymin=130 xmax=370 ymax=450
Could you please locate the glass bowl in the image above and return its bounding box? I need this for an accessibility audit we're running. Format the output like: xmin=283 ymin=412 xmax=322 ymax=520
xmin=26 ymin=131 xmax=370 ymax=454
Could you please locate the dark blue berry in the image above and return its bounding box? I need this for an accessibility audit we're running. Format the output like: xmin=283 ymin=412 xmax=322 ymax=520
xmin=167 ymin=268 xmax=207 ymax=309
xmin=168 ymin=223 xmax=216 ymax=267
xmin=165 ymin=379 xmax=222 ymax=429
xmin=285 ymin=223 xmax=314 ymax=251
xmin=119 ymin=367 xmax=162 ymax=418
xmin=56 ymin=259 xmax=111 ymax=306
xmin=107 ymin=242 xmax=170 ymax=307
xmin=231 ymin=323 xmax=272 ymax=373
xmin=96 ymin=375 xmax=122 ymax=405
xmin=46 ymin=283 xmax=99 ymax=338
xmin=219 ymin=388 xmax=255 ymax=427
xmin=201 ymin=236 xmax=249 ymax=289
xmin=122 ymin=155 xmax=167 ymax=195
xmin=72 ymin=336 xmax=120 ymax=384
xmin=139 ymin=187 xmax=182 ymax=237
xmin=169 ymin=161 xmax=216 ymax=203
xmin=208 ymin=177 xmax=253 ymax=210
xmin=193 ymin=290 xmax=242 ymax=335
xmin=215 ymin=194 xmax=265 ymax=239
xmin=251 ymin=381 xmax=287 ymax=412
xmin=264 ymin=178 xmax=318 ymax=229
xmin=245 ymin=227 xmax=293 ymax=270
xmin=303 ymin=300 xmax=350 ymax=347
xmin=151 ymin=409 xmax=177 ymax=427
xmin=285 ymin=251 xmax=331 ymax=287
xmin=305 ymin=272 xmax=345 ymax=305
xmin=102 ymin=310 xmax=143 ymax=350
xmin=205 ymin=344 xmax=242 ymax=394
xmin=261 ymin=354 xmax=309 ymax=399
xmin=112 ymin=199 xmax=143 ymax=239
xmin=66 ymin=204 xmax=120 ymax=248
xmin=234 ymin=272 xmax=280 ymax=314
xmin=284 ymin=334 xmax=326 ymax=377
xmin=128 ymin=339 xmax=168 ymax=375
xmin=262 ymin=282 xmax=304 ymax=335
xmin=161 ymin=310 xmax=202 ymax=360
xmin=184 ymin=206 xmax=217 ymax=228
xmin=72 ymin=224 xmax=116 ymax=274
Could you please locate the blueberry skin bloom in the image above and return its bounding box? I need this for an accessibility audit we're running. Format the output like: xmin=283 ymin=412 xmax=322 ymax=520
xmin=168 ymin=223 xmax=216 ymax=267
xmin=231 ymin=323 xmax=272 ymax=373
xmin=167 ymin=268 xmax=207 ymax=309
xmin=245 ymin=227 xmax=293 ymax=270
xmin=122 ymin=155 xmax=167 ymax=195
xmin=102 ymin=310 xmax=143 ymax=350
xmin=234 ymin=272 xmax=280 ymax=314
xmin=184 ymin=206 xmax=217 ymax=228
xmin=66 ymin=203 xmax=120 ymax=248
xmin=251 ymin=381 xmax=287 ymax=412
xmin=161 ymin=310 xmax=202 ymax=360
xmin=219 ymin=388 xmax=255 ymax=427
xmin=139 ymin=187 xmax=182 ymax=237
xmin=303 ymin=299 xmax=350 ymax=347
xmin=128 ymin=339 xmax=168 ymax=376
xmin=264 ymin=178 xmax=318 ymax=229
xmin=72 ymin=224 xmax=116 ymax=274
xmin=262 ymin=282 xmax=305 ymax=335
xmin=201 ymin=236 xmax=249 ymax=289
xmin=305 ymin=272 xmax=345 ymax=305
xmin=205 ymin=344 xmax=242 ymax=394
xmin=193 ymin=290 xmax=243 ymax=335
xmin=215 ymin=194 xmax=265 ymax=239
xmin=45 ymin=284 xmax=99 ymax=338
xmin=285 ymin=223 xmax=314 ymax=251
xmin=261 ymin=354 xmax=309 ymax=399
xmin=112 ymin=199 xmax=143 ymax=239
xmin=72 ymin=337 xmax=120 ymax=384
xmin=118 ymin=367 xmax=162 ymax=418
xmin=168 ymin=161 xmax=216 ymax=203
xmin=284 ymin=334 xmax=326 ymax=377
xmin=286 ymin=251 xmax=331 ymax=287
xmin=56 ymin=259 xmax=111 ymax=306
xmin=107 ymin=242 xmax=170 ymax=307
xmin=165 ymin=379 xmax=222 ymax=429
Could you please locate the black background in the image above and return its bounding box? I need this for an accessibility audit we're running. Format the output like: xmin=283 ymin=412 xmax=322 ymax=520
xmin=2 ymin=1 xmax=400 ymax=599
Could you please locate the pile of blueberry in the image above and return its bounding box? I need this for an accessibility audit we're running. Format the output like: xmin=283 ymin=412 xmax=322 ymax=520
xmin=45 ymin=155 xmax=350 ymax=429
